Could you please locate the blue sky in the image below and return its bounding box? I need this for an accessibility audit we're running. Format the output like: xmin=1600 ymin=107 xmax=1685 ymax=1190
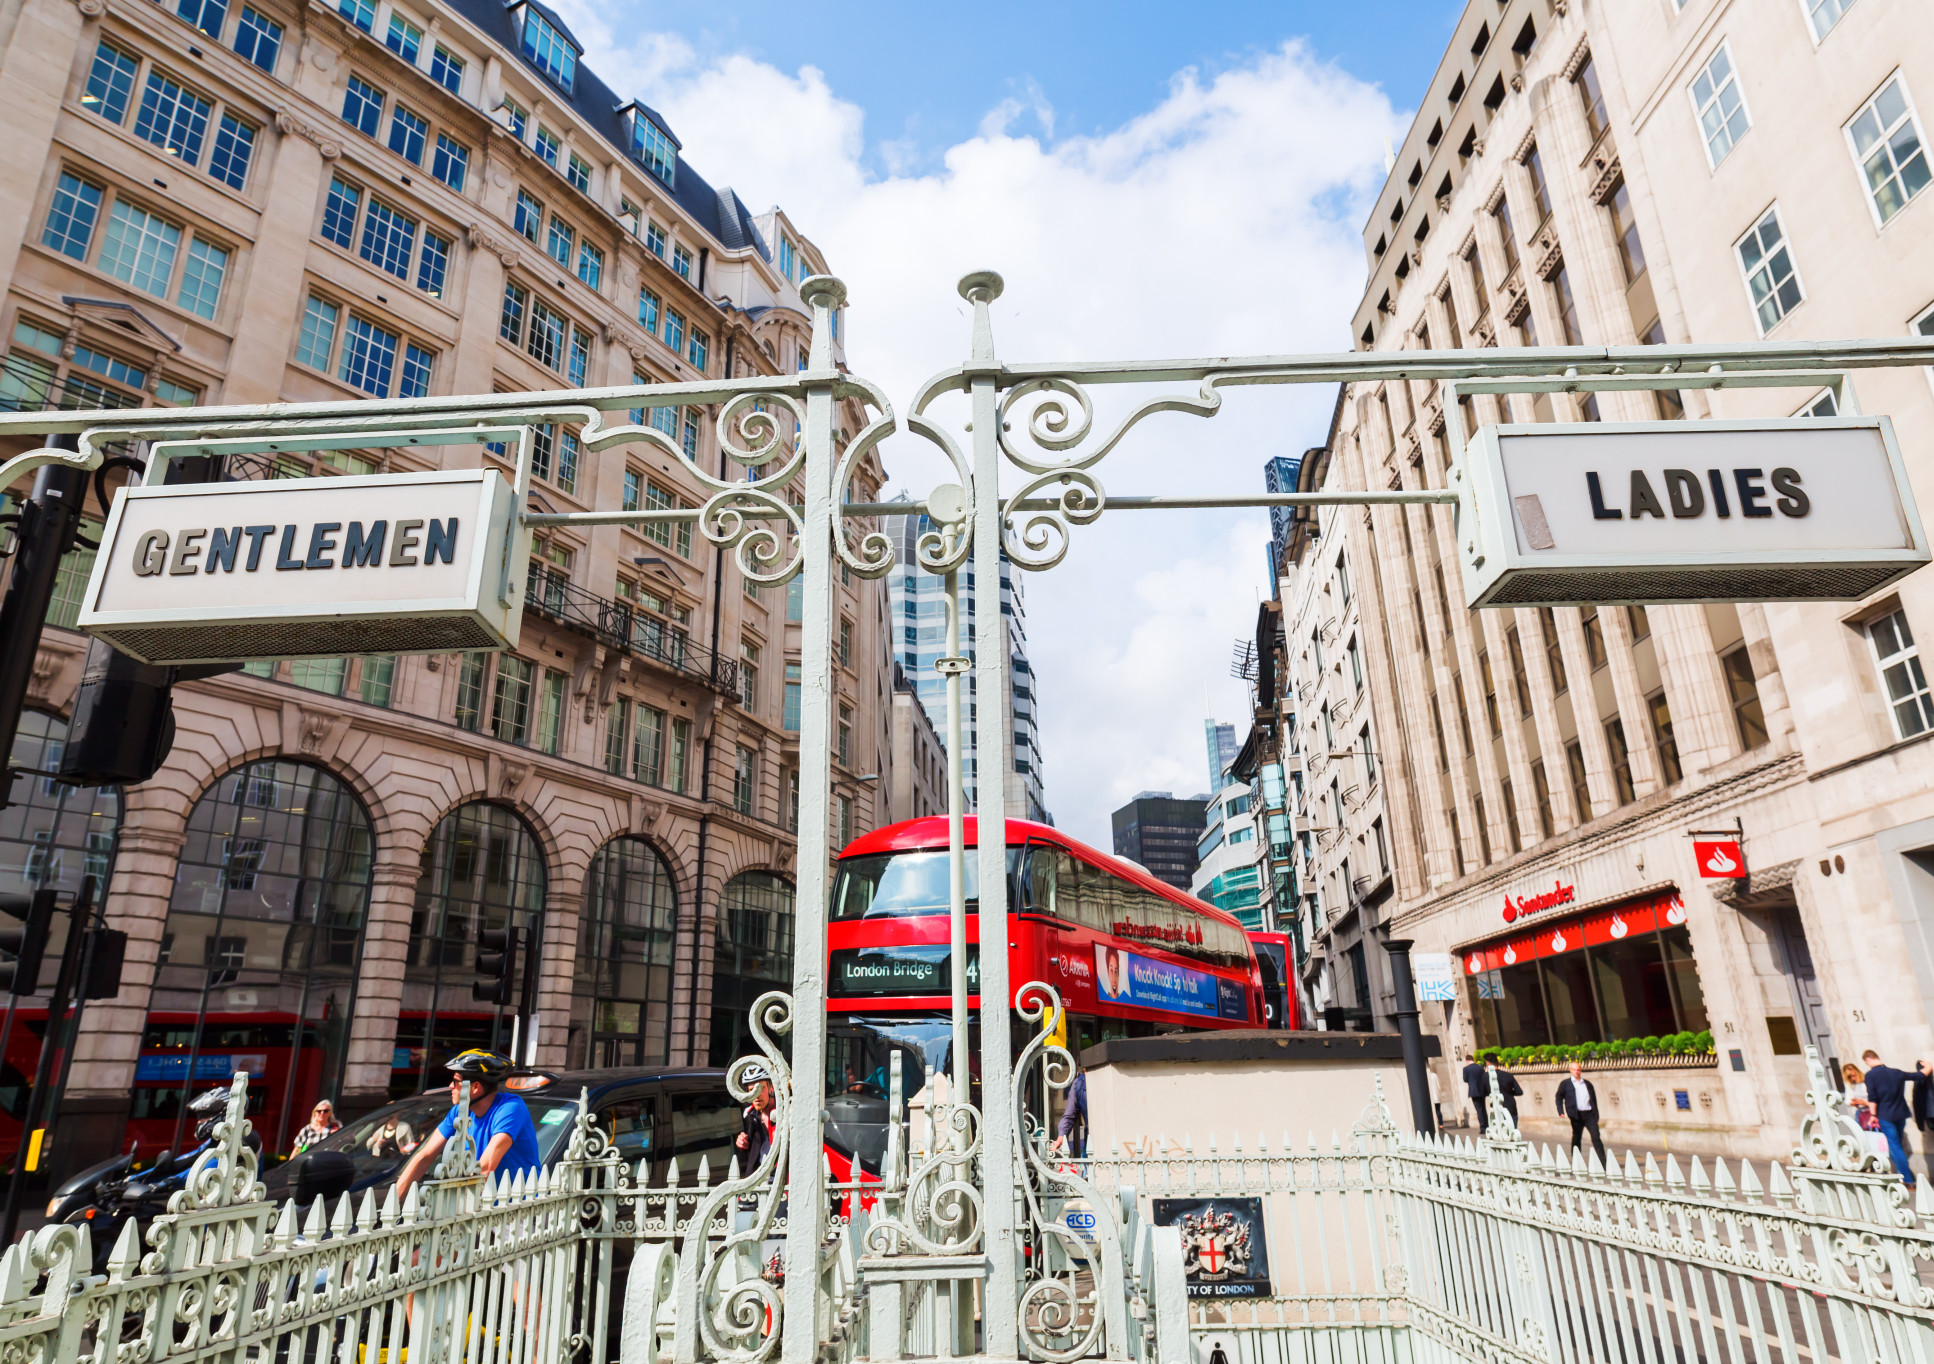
xmin=559 ymin=2 xmax=1455 ymax=844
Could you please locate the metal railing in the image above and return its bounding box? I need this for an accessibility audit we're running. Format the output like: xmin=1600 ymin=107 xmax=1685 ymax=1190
xmin=524 ymin=565 xmax=739 ymax=697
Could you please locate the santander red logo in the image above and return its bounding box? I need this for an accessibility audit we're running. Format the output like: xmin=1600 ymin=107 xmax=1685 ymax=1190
xmin=1502 ymin=879 xmax=1575 ymax=924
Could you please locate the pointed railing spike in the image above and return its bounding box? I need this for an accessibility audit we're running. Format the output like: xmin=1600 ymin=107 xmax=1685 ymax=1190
xmin=1207 ymin=1131 xmax=1218 ymax=1153
xmin=381 ymin=1184 xmax=402 ymax=1226
xmin=1621 ymin=1151 xmax=1641 ymax=1183
xmin=1915 ymin=1177 xmax=1934 ymax=1220
xmin=728 ymin=1153 xmax=742 ymax=1181
xmin=666 ymin=1155 xmax=681 ymax=1186
xmin=1642 ymin=1152 xmax=1662 ymax=1184
xmin=1713 ymin=1157 xmax=1736 ymax=1200
xmin=271 ymin=1199 xmax=299 ymax=1249
xmin=1766 ymin=1161 xmax=1792 ymax=1205
xmin=301 ymin=1195 xmax=328 ymax=1242
xmin=696 ymin=1154 xmax=711 ymax=1186
xmin=330 ymin=1191 xmax=354 ymax=1235
xmin=357 ymin=1188 xmax=378 ymax=1231
xmin=1689 ymin=1156 xmax=1711 ymax=1193
xmin=1739 ymin=1160 xmax=1765 ymax=1202
xmin=105 ymin=1217 xmax=143 ymax=1280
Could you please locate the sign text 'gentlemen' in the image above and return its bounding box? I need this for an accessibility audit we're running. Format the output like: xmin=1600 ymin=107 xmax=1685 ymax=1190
xmin=129 ymin=519 xmax=460 ymax=576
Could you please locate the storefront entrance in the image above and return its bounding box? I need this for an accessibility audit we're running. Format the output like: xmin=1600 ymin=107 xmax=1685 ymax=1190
xmin=1462 ymin=890 xmax=1709 ymax=1050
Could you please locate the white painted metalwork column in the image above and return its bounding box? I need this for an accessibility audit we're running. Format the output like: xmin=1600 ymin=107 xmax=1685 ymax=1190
xmin=962 ymin=269 xmax=1020 ymax=1356
xmin=779 ymin=275 xmax=843 ymax=1364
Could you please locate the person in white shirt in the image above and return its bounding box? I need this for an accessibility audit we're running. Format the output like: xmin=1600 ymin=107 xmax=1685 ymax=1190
xmin=1556 ymin=1061 xmax=1606 ymax=1161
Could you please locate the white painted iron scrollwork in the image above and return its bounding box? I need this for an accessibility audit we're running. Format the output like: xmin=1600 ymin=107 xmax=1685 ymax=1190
xmin=1012 ymin=980 xmax=1130 ymax=1362
xmin=672 ymin=989 xmax=794 ymax=1364
xmin=864 ymin=1052 xmax=985 ymax=1258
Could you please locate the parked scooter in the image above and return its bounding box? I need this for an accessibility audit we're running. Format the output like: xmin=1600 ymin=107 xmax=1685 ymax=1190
xmin=57 ymin=1085 xmax=260 ymax=1271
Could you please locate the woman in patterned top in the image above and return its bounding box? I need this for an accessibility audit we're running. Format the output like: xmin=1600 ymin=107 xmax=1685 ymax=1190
xmin=291 ymin=1100 xmax=342 ymax=1153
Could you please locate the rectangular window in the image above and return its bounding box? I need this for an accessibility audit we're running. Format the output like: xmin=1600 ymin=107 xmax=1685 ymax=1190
xmin=683 ymin=411 xmax=700 ymax=460
xmin=100 ymin=200 xmax=181 ymax=297
xmin=1626 ymin=604 xmax=1650 ymax=641
xmin=1524 ymin=143 xmax=1553 ymax=223
xmin=645 ymin=221 xmax=667 ymax=258
xmin=1737 ymin=206 xmax=1802 ymax=333
xmin=417 ymin=228 xmax=450 ymax=298
xmin=515 ymin=189 xmax=543 ymax=242
xmin=455 ymin=652 xmax=487 ymax=730
xmin=838 ymin=617 xmax=853 ymax=668
xmin=521 ymin=9 xmax=576 ymax=92
xmin=1580 ymin=604 xmax=1607 ymax=669
xmin=203 ymin=114 xmax=255 ymax=191
xmin=604 ymin=699 xmax=631 ymax=775
xmin=546 ymin=216 xmax=573 ymax=267
xmin=534 ymin=126 xmax=559 ymax=168
xmin=430 ymin=44 xmax=464 ymax=94
xmin=1538 ymin=606 xmax=1568 ymax=693
xmin=557 ymin=429 xmax=578 ymax=495
xmin=526 ymin=297 xmax=565 ymax=369
xmin=1532 ymin=761 xmax=1554 ymax=840
xmin=1348 ymin=635 xmax=1364 ymax=692
xmin=336 ymin=0 xmax=372 ymax=29
xmin=1502 ymin=780 xmax=1522 ymax=853
xmin=1566 ymin=739 xmax=1590 ymax=822
xmin=499 ymin=280 xmax=526 ymax=344
xmin=783 ymin=662 xmax=801 ymax=732
xmin=672 ymin=244 xmax=692 ymax=279
xmin=135 ymin=70 xmax=212 ymax=165
xmin=491 ymin=655 xmax=533 ymax=745
xmin=176 ymin=236 xmax=228 ymax=318
xmin=1479 ymin=649 xmax=1501 ymax=735
xmin=499 ymin=97 xmax=526 ymax=140
xmin=42 ymin=173 xmax=103 ymax=260
xmin=637 ymin=287 xmax=659 ymax=333
xmin=359 ymin=655 xmax=395 ymax=708
xmin=384 ymin=13 xmax=421 ymax=63
xmin=577 ymin=240 xmax=603 ymax=288
xmin=1464 ymin=244 xmax=1487 ymax=316
xmin=84 ymin=41 xmax=139 ymax=124
xmin=779 ymin=236 xmax=794 ymax=280
xmin=1448 ymin=809 xmax=1466 ymax=877
xmin=1506 ymin=626 xmax=1532 ymax=716
xmin=359 ymin=198 xmax=416 ymax=279
xmin=621 ymin=468 xmax=641 ymax=511
xmin=342 ymin=74 xmax=383 ymax=138
xmin=234 ymin=8 xmax=282 ymax=71
xmin=296 ymin=294 xmax=340 ymax=369
xmin=1691 ymin=44 xmax=1750 ymax=167
xmin=634 ymin=119 xmax=675 ymax=186
xmin=1869 ymin=607 xmax=1934 ymax=739
xmin=664 ymin=308 xmax=684 ymax=354
xmin=1474 ymin=793 xmax=1493 ymax=864
xmin=338 ymin=315 xmax=397 ymax=396
xmin=1430 ymin=695 xmax=1448 ymax=771
xmin=1576 ymin=54 xmax=1609 ymax=141
xmin=1359 ymin=724 xmax=1377 ymax=786
xmin=1648 ymin=690 xmax=1683 ymax=784
xmin=1806 ymin=0 xmax=1856 ymax=40
xmin=1453 ymin=675 xmax=1474 ymax=754
xmin=837 ymin=705 xmax=853 ymax=766
xmin=388 ymin=105 xmax=427 ymax=165
xmin=289 ymin=657 xmax=345 ymax=696
xmin=537 ymin=670 xmax=564 ymax=754
xmin=1721 ymin=645 xmax=1770 ymax=749
xmin=688 ymin=329 xmax=708 ymax=371
xmin=566 ymin=153 xmax=591 ymax=193
xmin=632 ymin=705 xmax=664 ymax=784
xmin=838 ymin=794 xmax=854 ymax=848
xmin=1551 ymin=265 xmax=1585 ymax=346
xmin=321 ymin=176 xmax=361 ymax=248
xmin=430 ymin=134 xmax=468 ymax=192
xmin=669 ymin=717 xmax=690 ymax=793
xmin=1492 ymin=198 xmax=1518 ymax=275
xmin=1605 ymin=719 xmax=1636 ymax=804
xmin=740 ymin=639 xmax=760 ymax=711
xmin=567 ymin=325 xmax=589 ymax=387
xmin=1607 ymin=181 xmax=1646 ymax=283
xmin=1847 ymin=77 xmax=1930 ymax=225
xmin=530 ymin=422 xmax=554 ymax=481
xmin=398 ymin=342 xmax=433 ymax=399
xmin=733 ymin=746 xmax=755 ymax=815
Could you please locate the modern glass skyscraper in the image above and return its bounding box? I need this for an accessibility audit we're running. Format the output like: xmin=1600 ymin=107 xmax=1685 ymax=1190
xmin=885 ymin=505 xmax=1050 ymax=823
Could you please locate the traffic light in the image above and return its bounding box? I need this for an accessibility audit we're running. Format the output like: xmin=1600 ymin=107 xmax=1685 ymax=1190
xmin=473 ymin=925 xmax=520 ymax=1006
xmin=81 ymin=927 xmax=126 ymax=1000
xmin=0 ymin=888 xmax=57 ymax=996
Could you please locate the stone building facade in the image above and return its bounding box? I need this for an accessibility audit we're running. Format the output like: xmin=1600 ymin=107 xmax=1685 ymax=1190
xmin=0 ymin=0 xmax=896 ymax=1170
xmin=1284 ymin=0 xmax=1934 ymax=1158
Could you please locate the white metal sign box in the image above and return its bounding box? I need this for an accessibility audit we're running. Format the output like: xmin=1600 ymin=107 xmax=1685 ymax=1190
xmin=78 ymin=469 xmax=521 ymax=664
xmin=1459 ymin=417 xmax=1929 ymax=607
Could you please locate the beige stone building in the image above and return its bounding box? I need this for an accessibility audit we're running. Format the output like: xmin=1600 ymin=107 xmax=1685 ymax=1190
xmin=1283 ymin=0 xmax=1934 ymax=1158
xmin=0 ymin=0 xmax=899 ymax=1171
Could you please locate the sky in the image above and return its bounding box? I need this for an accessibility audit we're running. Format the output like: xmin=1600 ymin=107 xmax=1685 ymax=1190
xmin=552 ymin=0 xmax=1461 ymax=849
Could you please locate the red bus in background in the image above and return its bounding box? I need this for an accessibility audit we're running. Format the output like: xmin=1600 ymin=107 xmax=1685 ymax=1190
xmin=1246 ymin=932 xmax=1300 ymax=1031
xmin=1 ymin=1010 xmax=327 ymax=1168
xmin=821 ymin=817 xmax=1263 ymax=1176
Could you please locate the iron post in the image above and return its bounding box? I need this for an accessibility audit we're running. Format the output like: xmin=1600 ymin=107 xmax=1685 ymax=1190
xmin=1383 ymin=937 xmax=1435 ymax=1135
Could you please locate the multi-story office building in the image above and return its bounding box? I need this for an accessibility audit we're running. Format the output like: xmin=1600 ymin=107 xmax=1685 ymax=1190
xmin=887 ymin=664 xmax=946 ymax=824
xmin=884 ymin=506 xmax=1050 ymax=823
xmin=1190 ymin=781 xmax=1265 ymax=927
xmin=0 ymin=0 xmax=894 ymax=1174
xmin=1285 ymin=0 xmax=1934 ymax=1155
xmin=1203 ymin=719 xmax=1238 ymax=794
xmin=1110 ymin=791 xmax=1209 ymax=890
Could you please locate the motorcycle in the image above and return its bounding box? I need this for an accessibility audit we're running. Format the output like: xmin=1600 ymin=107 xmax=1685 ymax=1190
xmin=57 ymin=1085 xmax=261 ymax=1272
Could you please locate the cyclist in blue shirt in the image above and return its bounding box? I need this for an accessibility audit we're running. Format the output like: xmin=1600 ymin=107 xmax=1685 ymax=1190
xmin=396 ymin=1050 xmax=542 ymax=1198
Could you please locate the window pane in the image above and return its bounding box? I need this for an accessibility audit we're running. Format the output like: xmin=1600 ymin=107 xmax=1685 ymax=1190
xmin=417 ymin=229 xmax=449 ymax=298
xmin=83 ymin=42 xmax=139 ymax=124
xmin=296 ymin=295 xmax=340 ymax=369
xmin=338 ymin=315 xmax=398 ymax=397
xmin=398 ymin=343 xmax=434 ymax=400
xmin=342 ymin=75 xmax=383 ymax=138
xmin=208 ymin=113 xmax=255 ymax=190
xmin=1589 ymin=933 xmax=1681 ymax=1040
xmin=388 ymin=105 xmax=427 ymax=165
xmin=432 ymin=134 xmax=468 ymax=191
xmin=100 ymin=201 xmax=182 ymax=297
xmin=234 ymin=7 xmax=282 ymax=71
xmin=176 ymin=237 xmax=228 ymax=319
xmin=430 ymin=45 xmax=464 ymax=94
xmin=134 ymin=71 xmax=212 ymax=164
xmin=42 ymin=173 xmax=103 ymax=260
xmin=1539 ymin=952 xmax=1601 ymax=1045
xmin=321 ymin=177 xmax=361 ymax=248
xmin=359 ymin=199 xmax=416 ymax=280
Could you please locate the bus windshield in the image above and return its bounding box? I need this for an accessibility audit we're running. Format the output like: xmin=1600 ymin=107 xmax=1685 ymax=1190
xmin=831 ymin=849 xmax=1021 ymax=920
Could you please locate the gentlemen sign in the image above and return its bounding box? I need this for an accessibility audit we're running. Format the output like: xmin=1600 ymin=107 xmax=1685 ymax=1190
xmin=79 ymin=469 xmax=521 ymax=664
xmin=1460 ymin=418 xmax=1928 ymax=607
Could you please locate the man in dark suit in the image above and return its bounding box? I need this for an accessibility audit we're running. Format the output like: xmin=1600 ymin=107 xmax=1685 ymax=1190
xmin=1556 ymin=1061 xmax=1606 ymax=1162
xmin=1461 ymin=1054 xmax=1522 ymax=1134
xmin=1862 ymin=1049 xmax=1917 ymax=1189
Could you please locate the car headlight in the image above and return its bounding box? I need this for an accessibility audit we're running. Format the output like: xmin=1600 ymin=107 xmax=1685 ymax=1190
xmin=45 ymin=1198 xmax=62 ymax=1218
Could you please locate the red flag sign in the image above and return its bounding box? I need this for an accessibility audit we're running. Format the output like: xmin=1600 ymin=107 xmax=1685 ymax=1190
xmin=1694 ymin=839 xmax=1746 ymax=879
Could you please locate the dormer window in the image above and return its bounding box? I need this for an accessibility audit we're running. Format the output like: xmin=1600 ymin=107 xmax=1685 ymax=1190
xmin=512 ymin=1 xmax=577 ymax=93
xmin=619 ymin=102 xmax=677 ymax=187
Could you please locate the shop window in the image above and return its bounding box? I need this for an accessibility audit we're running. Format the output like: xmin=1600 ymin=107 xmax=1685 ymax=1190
xmin=1721 ymin=645 xmax=1769 ymax=749
xmin=574 ymin=837 xmax=675 ymax=1068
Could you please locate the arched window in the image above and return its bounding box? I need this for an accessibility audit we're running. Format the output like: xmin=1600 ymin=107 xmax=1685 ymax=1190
xmin=399 ymin=802 xmax=545 ymax=1097
xmin=572 ymin=837 xmax=676 ymax=1068
xmin=1 ymin=711 xmax=120 ymax=1123
xmin=709 ymin=871 xmax=794 ymax=1066
xmin=151 ymin=759 xmax=370 ymax=1154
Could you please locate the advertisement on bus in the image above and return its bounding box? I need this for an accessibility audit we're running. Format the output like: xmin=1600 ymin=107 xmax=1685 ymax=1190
xmin=1092 ymin=944 xmax=1247 ymax=1021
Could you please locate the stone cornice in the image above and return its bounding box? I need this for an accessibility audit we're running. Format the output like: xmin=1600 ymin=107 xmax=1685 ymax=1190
xmin=275 ymin=108 xmax=343 ymax=160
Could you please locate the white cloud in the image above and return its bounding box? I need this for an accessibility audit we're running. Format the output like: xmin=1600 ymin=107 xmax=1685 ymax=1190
xmin=552 ymin=12 xmax=1403 ymax=844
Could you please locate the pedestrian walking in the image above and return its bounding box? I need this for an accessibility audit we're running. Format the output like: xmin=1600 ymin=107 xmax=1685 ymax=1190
xmin=1051 ymin=1064 xmax=1088 ymax=1158
xmin=735 ymin=1079 xmax=778 ymax=1172
xmin=1913 ymin=1061 xmax=1933 ymax=1134
xmin=1461 ymin=1052 xmax=1492 ymax=1133
xmin=1555 ymin=1061 xmax=1607 ymax=1163
xmin=1493 ymin=1066 xmax=1523 ymax=1129
xmin=1860 ymin=1049 xmax=1918 ymax=1189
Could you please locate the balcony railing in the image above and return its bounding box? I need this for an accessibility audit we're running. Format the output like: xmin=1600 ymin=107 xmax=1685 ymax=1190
xmin=525 ymin=566 xmax=739 ymax=697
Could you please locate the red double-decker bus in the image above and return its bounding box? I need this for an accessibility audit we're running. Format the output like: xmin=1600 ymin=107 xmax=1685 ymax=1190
xmin=821 ymin=817 xmax=1263 ymax=1173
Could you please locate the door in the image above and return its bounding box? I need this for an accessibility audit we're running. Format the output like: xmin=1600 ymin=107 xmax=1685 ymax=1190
xmin=1772 ymin=905 xmax=1840 ymax=1083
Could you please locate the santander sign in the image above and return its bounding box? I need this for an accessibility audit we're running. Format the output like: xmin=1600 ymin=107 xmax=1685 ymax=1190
xmin=1502 ymin=878 xmax=1576 ymax=924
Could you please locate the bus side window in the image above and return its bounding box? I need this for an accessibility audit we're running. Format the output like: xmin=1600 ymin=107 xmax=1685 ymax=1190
xmin=1058 ymin=853 xmax=1091 ymax=927
xmin=1025 ymin=846 xmax=1055 ymax=915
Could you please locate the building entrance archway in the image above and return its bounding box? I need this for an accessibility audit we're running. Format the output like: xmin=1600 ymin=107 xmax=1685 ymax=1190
xmin=709 ymin=871 xmax=794 ymax=1067
xmin=573 ymin=836 xmax=676 ymax=1068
